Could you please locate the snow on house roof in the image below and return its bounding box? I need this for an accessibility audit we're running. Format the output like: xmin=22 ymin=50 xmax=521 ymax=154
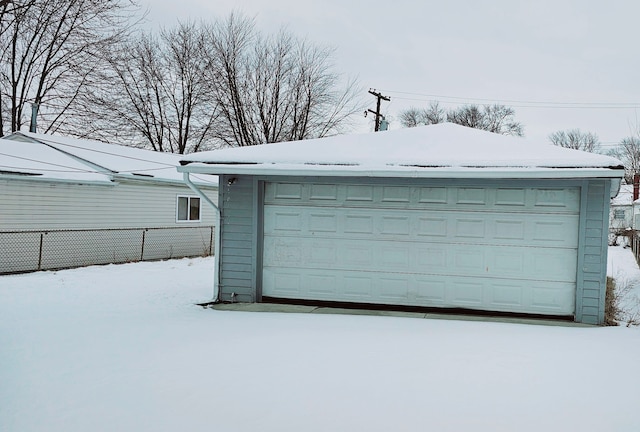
xmin=4 ymin=132 xmax=217 ymax=186
xmin=0 ymin=138 xmax=112 ymax=183
xmin=178 ymin=123 xmax=624 ymax=180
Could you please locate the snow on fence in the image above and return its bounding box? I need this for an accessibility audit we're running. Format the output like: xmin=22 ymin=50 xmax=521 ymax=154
xmin=1 ymin=226 xmax=214 ymax=274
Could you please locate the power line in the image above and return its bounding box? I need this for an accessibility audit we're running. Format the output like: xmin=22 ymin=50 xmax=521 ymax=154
xmin=379 ymin=89 xmax=640 ymax=109
xmin=0 ymin=151 xmax=97 ymax=173
xmin=32 ymin=136 xmax=179 ymax=168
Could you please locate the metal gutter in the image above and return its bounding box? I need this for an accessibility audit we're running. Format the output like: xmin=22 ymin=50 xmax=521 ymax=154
xmin=111 ymin=173 xmax=218 ymax=188
xmin=178 ymin=164 xmax=625 ymax=180
xmin=183 ymin=172 xmax=221 ymax=302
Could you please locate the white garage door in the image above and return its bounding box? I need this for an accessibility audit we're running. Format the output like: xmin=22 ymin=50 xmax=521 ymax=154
xmin=262 ymin=182 xmax=580 ymax=316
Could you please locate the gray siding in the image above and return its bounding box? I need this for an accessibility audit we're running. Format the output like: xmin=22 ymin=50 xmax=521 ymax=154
xmin=576 ymin=179 xmax=611 ymax=325
xmin=218 ymin=175 xmax=257 ymax=302
xmin=0 ymin=178 xmax=217 ymax=230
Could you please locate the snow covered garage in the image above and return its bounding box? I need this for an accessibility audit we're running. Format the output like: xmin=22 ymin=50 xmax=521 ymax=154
xmin=179 ymin=123 xmax=624 ymax=324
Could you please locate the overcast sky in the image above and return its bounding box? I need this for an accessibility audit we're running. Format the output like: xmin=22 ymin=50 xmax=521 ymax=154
xmin=142 ymin=0 xmax=640 ymax=148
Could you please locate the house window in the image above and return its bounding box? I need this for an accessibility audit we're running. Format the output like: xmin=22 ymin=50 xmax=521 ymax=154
xmin=177 ymin=196 xmax=201 ymax=222
xmin=614 ymin=209 xmax=626 ymax=220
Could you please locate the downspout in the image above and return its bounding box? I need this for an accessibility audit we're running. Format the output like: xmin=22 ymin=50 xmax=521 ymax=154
xmin=183 ymin=172 xmax=221 ymax=302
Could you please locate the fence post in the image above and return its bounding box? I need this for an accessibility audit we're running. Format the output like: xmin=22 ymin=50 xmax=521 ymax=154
xmin=210 ymin=226 xmax=214 ymax=256
xmin=140 ymin=229 xmax=146 ymax=261
xmin=37 ymin=233 xmax=44 ymax=271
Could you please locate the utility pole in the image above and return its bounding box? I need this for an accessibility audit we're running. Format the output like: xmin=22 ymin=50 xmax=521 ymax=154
xmin=367 ymin=89 xmax=390 ymax=132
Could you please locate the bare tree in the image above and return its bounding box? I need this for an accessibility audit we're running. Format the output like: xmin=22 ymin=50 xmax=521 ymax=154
xmin=88 ymin=22 xmax=217 ymax=153
xmin=447 ymin=104 xmax=524 ymax=136
xmin=608 ymin=137 xmax=640 ymax=183
xmin=399 ymin=101 xmax=445 ymax=128
xmin=549 ymin=129 xmax=600 ymax=152
xmin=84 ymin=14 xmax=361 ymax=152
xmin=202 ymin=14 xmax=362 ymax=147
xmin=399 ymin=103 xmax=524 ymax=136
xmin=0 ymin=0 xmax=138 ymax=137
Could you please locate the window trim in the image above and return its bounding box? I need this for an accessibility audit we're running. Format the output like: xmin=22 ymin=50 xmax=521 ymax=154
xmin=176 ymin=195 xmax=201 ymax=222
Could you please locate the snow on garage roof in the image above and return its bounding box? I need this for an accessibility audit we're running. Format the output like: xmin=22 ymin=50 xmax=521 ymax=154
xmin=178 ymin=123 xmax=624 ymax=179
xmin=7 ymin=132 xmax=217 ymax=186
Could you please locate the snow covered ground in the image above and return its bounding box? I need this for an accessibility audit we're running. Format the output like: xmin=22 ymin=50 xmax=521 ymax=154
xmin=608 ymin=245 xmax=640 ymax=316
xmin=2 ymin=252 xmax=640 ymax=432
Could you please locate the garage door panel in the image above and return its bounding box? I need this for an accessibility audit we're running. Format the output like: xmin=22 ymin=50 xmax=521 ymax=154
xmin=450 ymin=281 xmax=486 ymax=306
xmin=265 ymin=183 xmax=581 ymax=214
xmin=263 ymin=267 xmax=576 ymax=315
xmin=309 ymin=213 xmax=338 ymax=232
xmin=414 ymin=278 xmax=447 ymax=304
xmin=380 ymin=246 xmax=412 ymax=271
xmin=264 ymin=206 xmax=578 ymax=248
xmin=456 ymin=187 xmax=488 ymax=205
xmin=264 ymin=236 xmax=577 ymax=283
xmin=271 ymin=182 xmax=303 ymax=199
xmin=534 ymin=188 xmax=580 ymax=210
xmin=530 ymin=283 xmax=576 ymax=313
xmin=455 ymin=218 xmax=486 ymax=238
xmin=263 ymin=183 xmax=579 ymax=316
xmin=379 ymin=277 xmax=410 ymax=301
xmin=531 ymin=251 xmax=578 ymax=280
xmin=418 ymin=187 xmax=448 ymax=203
xmin=307 ymin=274 xmax=337 ymax=296
xmin=270 ymin=210 xmax=303 ymax=232
xmin=490 ymin=283 xmax=524 ymax=307
xmin=309 ymin=183 xmax=338 ymax=200
xmin=344 ymin=275 xmax=373 ymax=299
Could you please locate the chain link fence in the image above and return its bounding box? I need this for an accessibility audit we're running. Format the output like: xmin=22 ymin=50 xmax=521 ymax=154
xmin=1 ymin=226 xmax=214 ymax=275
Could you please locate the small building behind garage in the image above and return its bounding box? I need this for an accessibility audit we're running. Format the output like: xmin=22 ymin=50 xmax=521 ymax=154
xmin=1 ymin=132 xmax=218 ymax=274
xmin=179 ymin=123 xmax=624 ymax=325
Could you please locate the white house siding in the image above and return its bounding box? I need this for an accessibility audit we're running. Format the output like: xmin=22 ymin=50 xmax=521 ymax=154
xmin=0 ymin=178 xmax=217 ymax=230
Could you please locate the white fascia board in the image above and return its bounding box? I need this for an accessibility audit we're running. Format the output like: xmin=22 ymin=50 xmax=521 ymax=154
xmin=178 ymin=164 xmax=625 ymax=180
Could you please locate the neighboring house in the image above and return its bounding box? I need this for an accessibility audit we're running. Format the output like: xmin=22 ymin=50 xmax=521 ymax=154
xmin=609 ymin=183 xmax=633 ymax=241
xmin=1 ymin=132 xmax=218 ymax=274
xmin=179 ymin=123 xmax=624 ymax=325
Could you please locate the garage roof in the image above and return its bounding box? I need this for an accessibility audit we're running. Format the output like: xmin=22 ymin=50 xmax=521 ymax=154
xmin=179 ymin=123 xmax=624 ymax=179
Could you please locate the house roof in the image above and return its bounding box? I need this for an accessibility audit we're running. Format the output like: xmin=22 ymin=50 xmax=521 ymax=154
xmin=3 ymin=132 xmax=217 ymax=187
xmin=178 ymin=123 xmax=624 ymax=180
xmin=0 ymin=138 xmax=111 ymax=184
